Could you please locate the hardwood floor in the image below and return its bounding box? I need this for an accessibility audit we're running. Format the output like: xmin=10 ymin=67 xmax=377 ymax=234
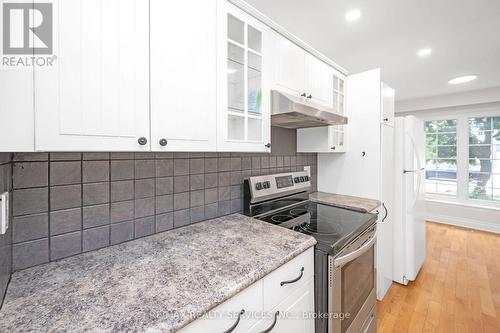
xmin=377 ymin=221 xmax=500 ymax=333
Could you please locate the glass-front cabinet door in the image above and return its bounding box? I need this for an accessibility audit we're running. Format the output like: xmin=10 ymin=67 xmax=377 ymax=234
xmin=217 ymin=1 xmax=271 ymax=152
xmin=330 ymin=70 xmax=347 ymax=152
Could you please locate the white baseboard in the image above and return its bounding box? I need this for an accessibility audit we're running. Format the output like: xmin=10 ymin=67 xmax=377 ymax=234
xmin=426 ymin=212 xmax=500 ymax=234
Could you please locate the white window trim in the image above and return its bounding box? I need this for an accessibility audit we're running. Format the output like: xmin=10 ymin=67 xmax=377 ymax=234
xmin=423 ymin=108 xmax=500 ymax=210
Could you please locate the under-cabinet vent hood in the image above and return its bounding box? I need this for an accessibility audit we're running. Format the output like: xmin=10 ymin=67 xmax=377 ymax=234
xmin=271 ymin=90 xmax=348 ymax=129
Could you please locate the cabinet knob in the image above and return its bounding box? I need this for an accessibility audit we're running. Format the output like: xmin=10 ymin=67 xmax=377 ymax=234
xmin=307 ymin=94 xmax=312 ymax=99
xmin=331 ymin=146 xmax=336 ymax=150
xmin=159 ymin=139 xmax=168 ymax=147
xmin=383 ymin=118 xmax=389 ymax=122
xmin=138 ymin=137 xmax=148 ymax=145
xmin=265 ymin=143 xmax=271 ymax=149
xmin=362 ymin=151 xmax=366 ymax=157
xmin=300 ymin=93 xmax=307 ymax=97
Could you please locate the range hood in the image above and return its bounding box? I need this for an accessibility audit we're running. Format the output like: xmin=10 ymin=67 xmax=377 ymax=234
xmin=271 ymin=90 xmax=348 ymax=129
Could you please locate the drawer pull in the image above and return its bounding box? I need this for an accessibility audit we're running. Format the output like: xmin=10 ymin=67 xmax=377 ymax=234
xmin=259 ymin=311 xmax=279 ymax=333
xmin=222 ymin=309 xmax=245 ymax=333
xmin=280 ymin=267 xmax=304 ymax=286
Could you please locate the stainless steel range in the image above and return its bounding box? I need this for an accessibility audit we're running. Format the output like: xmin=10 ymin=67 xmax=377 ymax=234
xmin=244 ymin=170 xmax=378 ymax=333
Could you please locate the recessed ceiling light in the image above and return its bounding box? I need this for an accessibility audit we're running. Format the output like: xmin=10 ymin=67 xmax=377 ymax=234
xmin=448 ymin=75 xmax=477 ymax=85
xmin=345 ymin=9 xmax=361 ymax=22
xmin=417 ymin=48 xmax=432 ymax=57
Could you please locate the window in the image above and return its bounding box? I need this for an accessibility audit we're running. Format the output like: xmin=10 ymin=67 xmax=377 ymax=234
xmin=468 ymin=117 xmax=500 ymax=202
xmin=425 ymin=120 xmax=458 ymax=196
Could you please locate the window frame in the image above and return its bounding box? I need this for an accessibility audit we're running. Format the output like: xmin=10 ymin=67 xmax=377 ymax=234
xmin=421 ymin=107 xmax=500 ymax=209
xmin=467 ymin=116 xmax=500 ymax=202
xmin=424 ymin=119 xmax=458 ymax=197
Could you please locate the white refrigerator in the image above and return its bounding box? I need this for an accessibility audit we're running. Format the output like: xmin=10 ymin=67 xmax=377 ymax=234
xmin=393 ymin=115 xmax=426 ymax=285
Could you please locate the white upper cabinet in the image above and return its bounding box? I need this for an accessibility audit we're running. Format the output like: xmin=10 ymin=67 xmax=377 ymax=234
xmin=304 ymin=52 xmax=333 ymax=107
xmin=35 ymin=0 xmax=150 ymax=151
xmin=272 ymin=32 xmax=334 ymax=107
xmin=216 ymin=1 xmax=271 ymax=152
xmin=297 ymin=126 xmax=346 ymax=153
xmin=273 ymin=34 xmax=306 ymax=96
xmin=297 ymin=70 xmax=347 ymax=153
xmin=1 ymin=0 xmax=347 ymax=153
xmin=0 ymin=67 xmax=34 ymax=152
xmin=150 ymin=0 xmax=217 ymax=152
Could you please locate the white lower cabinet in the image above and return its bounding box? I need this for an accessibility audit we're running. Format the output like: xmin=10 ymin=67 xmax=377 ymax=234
xmin=178 ymin=247 xmax=314 ymax=333
xmin=179 ymin=281 xmax=263 ymax=333
xmin=247 ymin=278 xmax=314 ymax=333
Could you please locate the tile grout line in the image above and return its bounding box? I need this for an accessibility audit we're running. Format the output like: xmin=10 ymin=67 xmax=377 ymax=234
xmin=47 ymin=154 xmax=52 ymax=262
xmin=132 ymin=158 xmax=136 ymax=240
xmin=108 ymin=157 xmax=112 ymax=247
xmin=80 ymin=155 xmax=83 ymax=253
xmin=153 ymin=156 xmax=157 ymax=234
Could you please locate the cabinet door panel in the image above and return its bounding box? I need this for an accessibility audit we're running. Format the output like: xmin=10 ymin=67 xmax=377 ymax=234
xmin=247 ymin=278 xmax=314 ymax=333
xmin=272 ymin=33 xmax=305 ymax=97
xmin=150 ymin=0 xmax=216 ymax=151
xmin=381 ymin=83 xmax=395 ymax=126
xmin=0 ymin=66 xmax=34 ymax=151
xmin=305 ymin=53 xmax=333 ymax=107
xmin=179 ymin=280 xmax=263 ymax=333
xmin=217 ymin=1 xmax=271 ymax=152
xmin=35 ymin=0 xmax=149 ymax=151
xmin=377 ymin=124 xmax=395 ymax=300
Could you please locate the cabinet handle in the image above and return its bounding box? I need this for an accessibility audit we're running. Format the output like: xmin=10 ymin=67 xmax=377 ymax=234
xmin=300 ymin=93 xmax=307 ymax=97
xmin=265 ymin=143 xmax=271 ymax=149
xmin=280 ymin=267 xmax=304 ymax=286
xmin=307 ymin=94 xmax=312 ymax=99
xmin=138 ymin=137 xmax=148 ymax=146
xmin=362 ymin=151 xmax=366 ymax=157
xmin=258 ymin=311 xmax=279 ymax=333
xmin=222 ymin=309 xmax=245 ymax=333
xmin=383 ymin=118 xmax=389 ymax=122
xmin=159 ymin=139 xmax=168 ymax=147
xmin=382 ymin=203 xmax=388 ymax=222
xmin=331 ymin=146 xmax=336 ymax=150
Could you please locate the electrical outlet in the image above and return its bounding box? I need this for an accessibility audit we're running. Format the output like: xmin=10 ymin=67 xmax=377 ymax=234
xmin=303 ymin=166 xmax=311 ymax=176
xmin=0 ymin=192 xmax=9 ymax=235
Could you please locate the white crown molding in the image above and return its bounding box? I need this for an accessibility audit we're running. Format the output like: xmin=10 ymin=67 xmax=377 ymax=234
xmin=395 ymin=86 xmax=500 ymax=114
xmin=228 ymin=0 xmax=348 ymax=75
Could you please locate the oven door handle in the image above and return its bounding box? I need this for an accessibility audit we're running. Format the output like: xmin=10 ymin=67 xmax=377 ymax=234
xmin=333 ymin=234 xmax=376 ymax=267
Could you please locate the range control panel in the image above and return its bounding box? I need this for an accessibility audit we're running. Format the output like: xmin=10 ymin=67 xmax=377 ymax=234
xmin=247 ymin=170 xmax=311 ymax=203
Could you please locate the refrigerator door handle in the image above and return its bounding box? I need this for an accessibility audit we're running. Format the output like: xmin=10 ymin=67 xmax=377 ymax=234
xmin=382 ymin=203 xmax=388 ymax=222
xmin=403 ymin=167 xmax=425 ymax=174
xmin=405 ymin=132 xmax=423 ymax=209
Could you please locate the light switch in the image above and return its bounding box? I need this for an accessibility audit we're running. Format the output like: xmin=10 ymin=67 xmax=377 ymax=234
xmin=0 ymin=192 xmax=9 ymax=235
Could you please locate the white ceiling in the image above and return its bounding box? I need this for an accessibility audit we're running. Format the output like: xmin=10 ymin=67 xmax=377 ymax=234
xmin=245 ymin=0 xmax=500 ymax=101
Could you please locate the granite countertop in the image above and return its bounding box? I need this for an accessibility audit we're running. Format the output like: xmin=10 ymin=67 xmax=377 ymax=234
xmin=310 ymin=192 xmax=381 ymax=213
xmin=0 ymin=214 xmax=316 ymax=333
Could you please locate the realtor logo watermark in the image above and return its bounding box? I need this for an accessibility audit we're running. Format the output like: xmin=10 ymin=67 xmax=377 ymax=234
xmin=1 ymin=0 xmax=57 ymax=67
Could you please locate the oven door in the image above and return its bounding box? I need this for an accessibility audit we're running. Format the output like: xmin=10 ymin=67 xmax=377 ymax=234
xmin=328 ymin=225 xmax=377 ymax=333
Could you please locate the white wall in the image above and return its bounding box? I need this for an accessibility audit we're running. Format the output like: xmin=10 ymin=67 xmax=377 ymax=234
xmin=396 ymin=90 xmax=500 ymax=234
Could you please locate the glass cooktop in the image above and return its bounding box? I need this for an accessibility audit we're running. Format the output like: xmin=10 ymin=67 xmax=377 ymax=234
xmin=259 ymin=201 xmax=377 ymax=254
